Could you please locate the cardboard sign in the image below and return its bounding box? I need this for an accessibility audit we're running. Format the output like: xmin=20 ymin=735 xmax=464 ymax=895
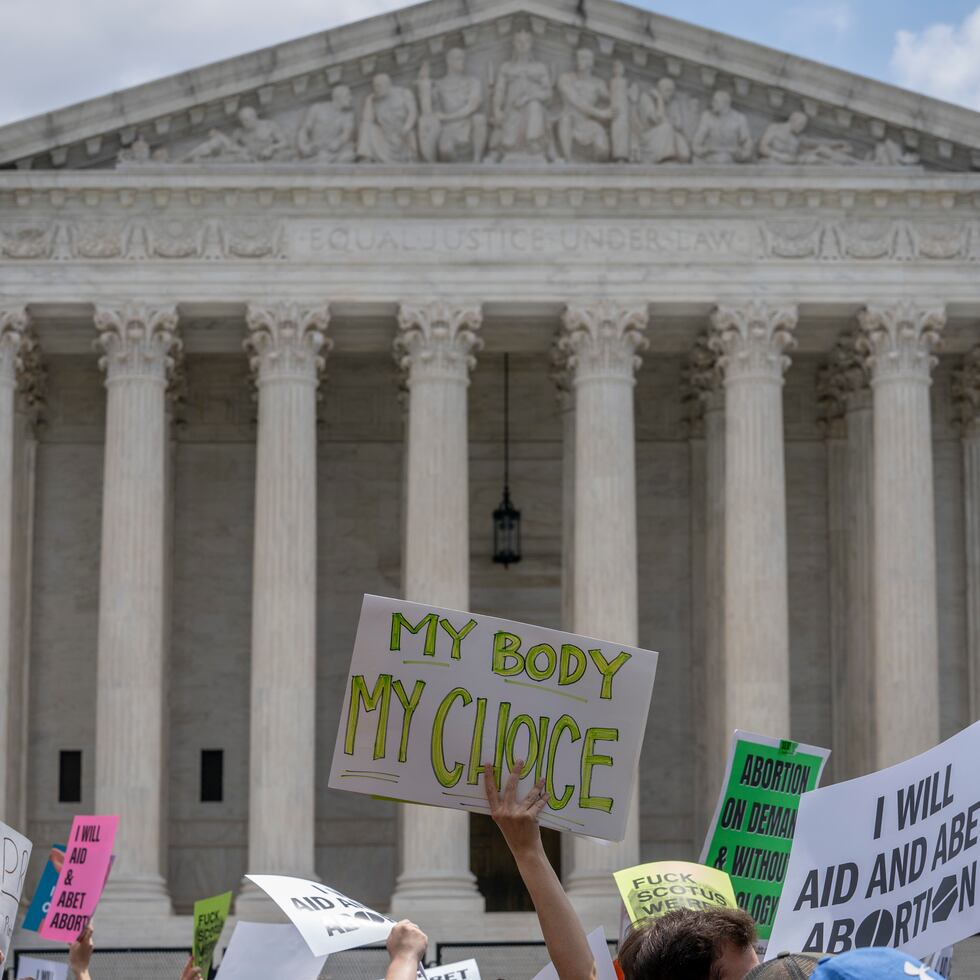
xmin=531 ymin=927 xmax=616 ymax=980
xmin=767 ymin=720 xmax=980 ymax=960
xmin=420 ymin=960 xmax=479 ymax=980
xmin=193 ymin=890 xmax=232 ymax=976
xmin=1 ymin=820 xmax=33 ymax=961
xmin=215 ymin=922 xmax=326 ymax=980
xmin=244 ymin=874 xmax=394 ymax=957
xmin=21 ymin=845 xmax=66 ymax=932
xmin=39 ymin=815 xmax=118 ymax=943
xmin=329 ymin=595 xmax=659 ymax=841
xmin=615 ymin=861 xmax=737 ymax=923
xmin=15 ymin=955 xmax=69 ymax=980
xmin=699 ymin=731 xmax=830 ymax=941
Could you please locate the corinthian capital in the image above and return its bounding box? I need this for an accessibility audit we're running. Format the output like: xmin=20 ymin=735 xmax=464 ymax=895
xmin=709 ymin=302 xmax=797 ymax=383
xmin=856 ymin=302 xmax=945 ymax=383
xmin=953 ymin=345 xmax=980 ymax=434
xmin=0 ymin=307 xmax=32 ymax=388
xmin=394 ymin=302 xmax=483 ymax=384
xmin=558 ymin=300 xmax=648 ymax=384
xmin=94 ymin=303 xmax=181 ymax=384
xmin=682 ymin=333 xmax=724 ymax=430
xmin=817 ymin=331 xmax=871 ymax=427
xmin=245 ymin=302 xmax=331 ymax=386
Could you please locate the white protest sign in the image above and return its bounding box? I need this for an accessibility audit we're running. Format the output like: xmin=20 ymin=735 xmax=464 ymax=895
xmin=923 ymin=946 xmax=953 ymax=978
xmin=244 ymin=874 xmax=394 ymax=957
xmin=531 ymin=927 xmax=616 ymax=980
xmin=16 ymin=956 xmax=70 ymax=980
xmin=329 ymin=595 xmax=659 ymax=841
xmin=1 ymin=820 xmax=33 ymax=961
xmin=215 ymin=922 xmax=326 ymax=980
xmin=420 ymin=959 xmax=479 ymax=980
xmin=767 ymin=721 xmax=980 ymax=960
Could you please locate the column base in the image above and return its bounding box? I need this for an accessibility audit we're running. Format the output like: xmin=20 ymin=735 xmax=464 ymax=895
xmin=390 ymin=871 xmax=486 ymax=917
xmin=96 ymin=873 xmax=173 ymax=919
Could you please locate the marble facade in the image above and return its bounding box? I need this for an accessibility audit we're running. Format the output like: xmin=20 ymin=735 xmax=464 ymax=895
xmin=2 ymin=0 xmax=980 ymax=951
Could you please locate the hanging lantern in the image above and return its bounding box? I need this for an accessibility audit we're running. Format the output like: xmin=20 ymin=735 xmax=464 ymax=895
xmin=492 ymin=353 xmax=522 ymax=567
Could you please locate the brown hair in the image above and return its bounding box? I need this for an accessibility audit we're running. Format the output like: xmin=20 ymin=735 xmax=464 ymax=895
xmin=618 ymin=908 xmax=758 ymax=980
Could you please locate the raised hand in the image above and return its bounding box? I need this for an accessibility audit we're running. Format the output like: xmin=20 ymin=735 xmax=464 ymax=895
xmin=179 ymin=955 xmax=203 ymax=980
xmin=69 ymin=925 xmax=95 ymax=979
xmin=483 ymin=761 xmax=549 ymax=857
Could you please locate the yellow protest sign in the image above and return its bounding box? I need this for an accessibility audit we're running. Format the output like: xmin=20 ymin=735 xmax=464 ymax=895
xmin=614 ymin=860 xmax=738 ymax=924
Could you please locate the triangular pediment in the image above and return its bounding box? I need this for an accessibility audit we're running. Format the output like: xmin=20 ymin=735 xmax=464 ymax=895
xmin=2 ymin=0 xmax=980 ymax=173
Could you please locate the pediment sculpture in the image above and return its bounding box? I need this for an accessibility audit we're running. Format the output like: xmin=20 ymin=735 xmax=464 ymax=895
xmin=114 ymin=32 xmax=923 ymax=171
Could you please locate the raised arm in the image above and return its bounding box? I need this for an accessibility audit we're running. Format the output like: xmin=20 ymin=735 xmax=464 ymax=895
xmin=385 ymin=919 xmax=428 ymax=980
xmin=483 ymin=761 xmax=595 ymax=980
xmin=69 ymin=925 xmax=95 ymax=980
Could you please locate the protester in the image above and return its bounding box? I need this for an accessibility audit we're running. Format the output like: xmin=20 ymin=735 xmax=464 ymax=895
xmin=69 ymin=926 xmax=95 ymax=980
xmin=744 ymin=952 xmax=825 ymax=979
xmin=810 ymin=948 xmax=941 ymax=979
xmin=618 ymin=908 xmax=759 ymax=980
xmin=385 ymin=919 xmax=428 ymax=980
xmin=482 ymin=760 xmax=596 ymax=980
xmin=179 ymin=954 xmax=203 ymax=980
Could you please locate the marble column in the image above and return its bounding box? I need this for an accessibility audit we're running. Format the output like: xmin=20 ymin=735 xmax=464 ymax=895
xmin=94 ymin=303 xmax=180 ymax=913
xmin=557 ymin=300 xmax=647 ymax=925
xmin=390 ymin=301 xmax=484 ymax=916
xmin=237 ymin=303 xmax=329 ymax=914
xmin=0 ymin=308 xmax=31 ymax=822
xmin=857 ymin=302 xmax=945 ymax=767
xmin=709 ymin=302 xmax=797 ymax=738
xmin=6 ymin=336 xmax=43 ymax=829
xmin=684 ymin=335 xmax=726 ymax=837
xmin=953 ymin=347 xmax=980 ymax=724
xmin=819 ymin=334 xmax=875 ymax=781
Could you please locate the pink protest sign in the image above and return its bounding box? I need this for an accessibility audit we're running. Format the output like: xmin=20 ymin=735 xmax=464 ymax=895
xmin=39 ymin=815 xmax=118 ymax=942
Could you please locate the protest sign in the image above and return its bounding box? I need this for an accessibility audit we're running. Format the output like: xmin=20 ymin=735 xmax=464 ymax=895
xmin=923 ymin=946 xmax=953 ymax=978
xmin=329 ymin=595 xmax=659 ymax=841
xmin=39 ymin=815 xmax=118 ymax=943
xmin=244 ymin=874 xmax=394 ymax=957
xmin=22 ymin=845 xmax=66 ymax=932
xmin=423 ymin=959 xmax=479 ymax=980
xmin=614 ymin=861 xmax=737 ymax=923
xmin=699 ymin=731 xmax=830 ymax=940
xmin=215 ymin=922 xmax=326 ymax=980
xmin=767 ymin=720 xmax=980 ymax=960
xmin=531 ymin=927 xmax=616 ymax=980
xmin=16 ymin=955 xmax=69 ymax=980
xmin=1 ymin=820 xmax=33 ymax=961
xmin=193 ymin=890 xmax=232 ymax=976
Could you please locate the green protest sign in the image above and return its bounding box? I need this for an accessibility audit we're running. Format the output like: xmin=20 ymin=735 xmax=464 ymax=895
xmin=193 ymin=889 xmax=232 ymax=976
xmin=699 ymin=731 xmax=829 ymax=941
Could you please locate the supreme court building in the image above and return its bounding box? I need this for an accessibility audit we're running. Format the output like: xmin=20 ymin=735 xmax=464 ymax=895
xmin=2 ymin=0 xmax=980 ymax=948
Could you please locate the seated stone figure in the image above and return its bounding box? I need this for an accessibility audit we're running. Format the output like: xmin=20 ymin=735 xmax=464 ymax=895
xmin=759 ymin=111 xmax=860 ymax=165
xmin=183 ymin=107 xmax=289 ymax=163
xmin=417 ymin=49 xmax=487 ymax=163
xmin=357 ymin=74 xmax=419 ymax=163
xmin=633 ymin=78 xmax=692 ymax=163
xmin=297 ymin=85 xmax=356 ymax=163
xmin=557 ymin=48 xmax=613 ymax=162
xmin=692 ymin=90 xmax=754 ymax=164
xmin=491 ymin=30 xmax=554 ymax=161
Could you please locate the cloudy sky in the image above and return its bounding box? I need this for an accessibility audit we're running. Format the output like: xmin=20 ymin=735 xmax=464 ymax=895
xmin=1 ymin=0 xmax=979 ymax=126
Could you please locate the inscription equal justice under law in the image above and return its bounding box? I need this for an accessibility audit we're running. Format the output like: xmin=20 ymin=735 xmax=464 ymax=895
xmin=302 ymin=220 xmax=756 ymax=261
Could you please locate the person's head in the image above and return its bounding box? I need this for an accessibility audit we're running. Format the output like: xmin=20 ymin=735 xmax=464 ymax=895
xmin=373 ymin=73 xmax=392 ymax=97
xmin=712 ymin=90 xmax=732 ymax=115
xmin=744 ymin=952 xmax=824 ymax=979
xmin=788 ymin=111 xmax=808 ymax=134
xmin=332 ymin=84 xmax=352 ymax=109
xmin=810 ymin=948 xmax=940 ymax=980
xmin=446 ymin=47 xmax=466 ymax=74
xmin=513 ymin=30 xmax=532 ymax=57
xmin=238 ymin=106 xmax=259 ymax=129
xmin=657 ymin=78 xmax=676 ymax=100
xmin=576 ymin=48 xmax=595 ymax=73
xmin=619 ymin=908 xmax=759 ymax=980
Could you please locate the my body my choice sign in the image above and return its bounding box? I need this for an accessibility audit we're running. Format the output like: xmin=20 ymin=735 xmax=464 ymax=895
xmin=329 ymin=595 xmax=659 ymax=840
